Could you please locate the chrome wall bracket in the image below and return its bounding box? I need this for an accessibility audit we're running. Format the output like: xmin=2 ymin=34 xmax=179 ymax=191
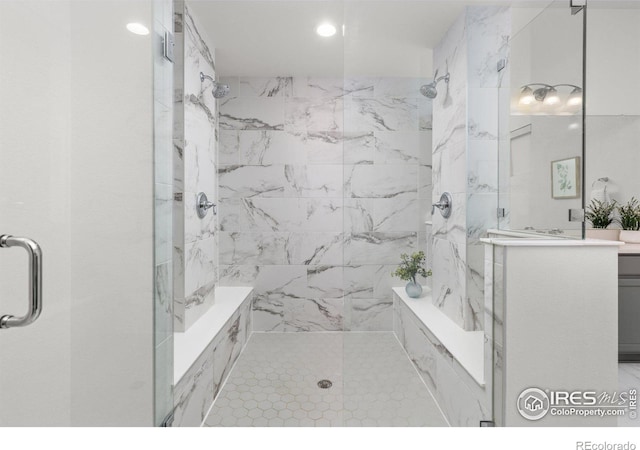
xmin=0 ymin=235 xmax=43 ymax=329
xmin=196 ymin=192 xmax=217 ymax=218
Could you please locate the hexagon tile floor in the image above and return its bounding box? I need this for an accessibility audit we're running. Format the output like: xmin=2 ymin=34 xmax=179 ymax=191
xmin=203 ymin=332 xmax=448 ymax=427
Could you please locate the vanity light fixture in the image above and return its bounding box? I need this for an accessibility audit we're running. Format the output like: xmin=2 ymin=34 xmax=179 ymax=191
xmin=126 ymin=22 xmax=150 ymax=36
xmin=567 ymin=86 xmax=583 ymax=106
xmin=518 ymin=83 xmax=582 ymax=108
xmin=316 ymin=23 xmax=337 ymax=37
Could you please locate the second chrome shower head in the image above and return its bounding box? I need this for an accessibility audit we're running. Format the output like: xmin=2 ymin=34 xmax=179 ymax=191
xmin=200 ymin=72 xmax=230 ymax=99
xmin=420 ymin=72 xmax=450 ymax=99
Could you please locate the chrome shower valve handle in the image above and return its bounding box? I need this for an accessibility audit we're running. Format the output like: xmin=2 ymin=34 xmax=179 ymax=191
xmin=196 ymin=192 xmax=217 ymax=218
xmin=432 ymin=192 xmax=452 ymax=219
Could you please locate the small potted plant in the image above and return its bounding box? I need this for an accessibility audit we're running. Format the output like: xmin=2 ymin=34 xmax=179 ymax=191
xmin=392 ymin=251 xmax=432 ymax=298
xmin=618 ymin=197 xmax=640 ymax=243
xmin=585 ymin=199 xmax=619 ymax=241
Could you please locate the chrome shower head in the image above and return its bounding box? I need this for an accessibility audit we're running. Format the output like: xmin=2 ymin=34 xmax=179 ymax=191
xmin=420 ymin=83 xmax=438 ymax=99
xmin=199 ymin=72 xmax=230 ymax=99
xmin=212 ymin=83 xmax=230 ymax=99
xmin=420 ymin=72 xmax=450 ymax=99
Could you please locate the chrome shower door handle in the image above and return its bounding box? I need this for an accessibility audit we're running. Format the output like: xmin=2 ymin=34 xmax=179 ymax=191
xmin=0 ymin=235 xmax=43 ymax=329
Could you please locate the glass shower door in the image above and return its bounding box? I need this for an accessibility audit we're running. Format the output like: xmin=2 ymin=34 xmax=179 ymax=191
xmin=497 ymin=0 xmax=585 ymax=238
xmin=0 ymin=0 xmax=74 ymax=425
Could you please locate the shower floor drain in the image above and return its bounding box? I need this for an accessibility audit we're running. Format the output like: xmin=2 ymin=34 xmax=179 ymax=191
xmin=317 ymin=379 xmax=333 ymax=389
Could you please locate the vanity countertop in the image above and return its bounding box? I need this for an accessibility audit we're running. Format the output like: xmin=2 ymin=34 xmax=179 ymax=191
xmin=620 ymin=244 xmax=640 ymax=255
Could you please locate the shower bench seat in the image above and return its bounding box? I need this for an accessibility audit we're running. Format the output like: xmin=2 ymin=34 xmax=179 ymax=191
xmin=172 ymin=286 xmax=253 ymax=426
xmin=393 ymin=287 xmax=485 ymax=385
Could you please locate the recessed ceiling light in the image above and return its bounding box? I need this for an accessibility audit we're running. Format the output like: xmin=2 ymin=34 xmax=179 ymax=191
xmin=126 ymin=22 xmax=150 ymax=36
xmin=316 ymin=23 xmax=337 ymax=37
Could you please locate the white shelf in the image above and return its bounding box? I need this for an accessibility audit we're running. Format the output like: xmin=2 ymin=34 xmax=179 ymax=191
xmin=393 ymin=286 xmax=485 ymax=385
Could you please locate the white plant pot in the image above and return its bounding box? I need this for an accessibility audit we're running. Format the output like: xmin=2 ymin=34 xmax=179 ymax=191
xmin=586 ymin=228 xmax=620 ymax=241
xmin=619 ymin=230 xmax=640 ymax=244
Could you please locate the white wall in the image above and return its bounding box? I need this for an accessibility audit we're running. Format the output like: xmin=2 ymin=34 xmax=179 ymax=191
xmin=585 ymin=8 xmax=640 ymax=211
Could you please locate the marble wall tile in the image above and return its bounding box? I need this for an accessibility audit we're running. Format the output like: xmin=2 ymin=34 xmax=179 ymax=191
xmin=344 ymin=297 xmax=393 ymax=331
xmin=218 ymin=76 xmax=431 ymax=332
xmin=238 ymin=130 xmax=305 ymax=165
xmin=173 ymin=340 xmax=215 ymax=427
xmin=154 ymin=335 xmax=173 ymax=426
xmin=343 ymin=265 xmax=376 ymax=299
xmin=155 ymin=262 xmax=173 ymax=343
xmin=184 ymin=191 xmax=216 ymax=242
xmin=345 ymin=97 xmax=419 ymax=132
xmin=467 ymin=192 xmax=498 ymax=242
xmin=287 ymin=232 xmax=344 ymax=266
xmin=374 ymin=198 xmax=421 ymax=232
xmin=288 ymin=77 xmax=344 ymax=99
xmin=431 ymin=237 xmax=467 ymax=329
xmin=212 ymin=310 xmax=245 ymax=395
xmin=218 ymin=165 xmax=286 ymax=199
xmin=218 ymin=164 xmax=344 ymax=199
xmin=239 ymin=76 xmax=292 ymax=98
xmin=400 ymin=303 xmax=439 ymax=394
xmin=344 ymin=164 xmax=417 ymax=199
xmin=184 ymin=236 xmax=216 ymax=296
xmin=344 ymin=232 xmax=417 ymax=266
xmin=219 ymin=97 xmax=284 ymax=131
xmin=467 ymin=139 xmax=499 ymax=194
xmin=306 ymin=265 xmax=344 ymax=298
xmin=283 ymin=298 xmax=344 ymax=332
xmin=218 ymin=232 xmax=288 ymax=265
xmin=393 ymin=297 xmax=492 ymax=426
xmin=173 ymin=2 xmax=220 ymax=332
xmin=373 ymin=77 xmax=421 ymax=98
xmin=219 ymin=198 xmax=343 ymax=233
xmin=155 ymin=183 xmax=173 ymax=265
xmin=343 ymin=198 xmax=374 ymax=233
xmin=418 ymin=164 xmax=433 ymax=201
xmin=184 ymin=278 xmax=216 ymax=331
xmin=374 ymin=131 xmax=420 ymax=164
xmin=155 ymin=103 xmax=173 ymax=185
xmin=343 ymin=131 xmax=375 ymax=164
xmin=466 ymin=6 xmax=510 ymax=89
xmin=468 ymin=88 xmax=499 ymax=140
xmin=418 ymin=96 xmax=434 ymax=131
xmin=252 ymin=295 xmax=285 ymax=332
xmin=284 ymin=165 xmax=344 ymax=197
xmin=285 ymin=97 xmax=344 ymax=132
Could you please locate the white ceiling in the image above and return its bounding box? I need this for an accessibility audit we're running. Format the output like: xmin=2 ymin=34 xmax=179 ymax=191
xmin=188 ymin=1 xmax=513 ymax=78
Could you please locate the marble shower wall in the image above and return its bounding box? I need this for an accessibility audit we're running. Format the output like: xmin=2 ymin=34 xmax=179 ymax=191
xmin=218 ymin=77 xmax=432 ymax=331
xmin=173 ymin=1 xmax=218 ymax=332
xmin=431 ymin=6 xmax=509 ymax=332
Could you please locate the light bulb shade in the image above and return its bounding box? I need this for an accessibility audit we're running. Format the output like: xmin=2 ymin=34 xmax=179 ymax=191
xmin=518 ymin=86 xmax=535 ymax=105
xmin=543 ymin=87 xmax=560 ymax=106
xmin=316 ymin=23 xmax=337 ymax=37
xmin=567 ymin=87 xmax=583 ymax=107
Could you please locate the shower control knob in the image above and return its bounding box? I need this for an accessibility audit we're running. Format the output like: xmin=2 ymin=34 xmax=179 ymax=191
xmin=196 ymin=192 xmax=217 ymax=218
xmin=432 ymin=192 xmax=452 ymax=219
